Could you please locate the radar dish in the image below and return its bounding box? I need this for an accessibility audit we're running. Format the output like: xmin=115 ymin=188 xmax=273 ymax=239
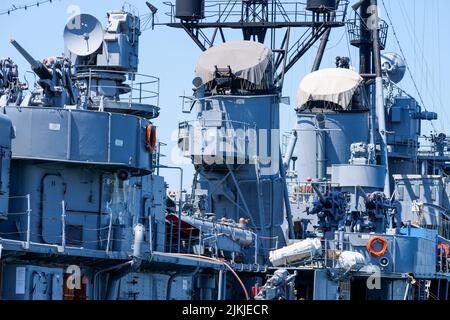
xmin=192 ymin=77 xmax=204 ymax=88
xmin=381 ymin=52 xmax=406 ymax=84
xmin=64 ymin=14 xmax=104 ymax=56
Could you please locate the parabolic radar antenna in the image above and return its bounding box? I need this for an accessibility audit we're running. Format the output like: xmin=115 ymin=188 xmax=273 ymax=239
xmin=63 ymin=14 xmax=104 ymax=56
xmin=381 ymin=52 xmax=406 ymax=84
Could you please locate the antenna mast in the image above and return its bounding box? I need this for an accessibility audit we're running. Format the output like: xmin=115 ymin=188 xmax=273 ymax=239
xmin=156 ymin=0 xmax=349 ymax=88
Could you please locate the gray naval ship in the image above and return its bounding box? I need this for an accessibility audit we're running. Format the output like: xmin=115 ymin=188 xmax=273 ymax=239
xmin=0 ymin=0 xmax=449 ymax=301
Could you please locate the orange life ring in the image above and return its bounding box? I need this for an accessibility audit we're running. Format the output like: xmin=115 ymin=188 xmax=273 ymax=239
xmin=367 ymin=236 xmax=388 ymax=257
xmin=146 ymin=123 xmax=157 ymax=153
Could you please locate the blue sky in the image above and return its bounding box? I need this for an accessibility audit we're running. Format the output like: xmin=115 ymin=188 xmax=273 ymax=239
xmin=1 ymin=0 xmax=449 ymax=191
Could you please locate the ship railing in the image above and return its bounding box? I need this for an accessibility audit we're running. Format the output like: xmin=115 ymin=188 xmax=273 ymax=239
xmin=2 ymin=195 xmax=32 ymax=249
xmin=301 ymin=240 xmax=339 ymax=269
xmin=76 ymin=68 xmax=160 ymax=109
xmin=180 ymin=96 xmax=209 ymax=114
xmin=181 ymin=96 xmax=263 ymax=115
xmin=287 ymin=180 xmax=340 ymax=206
xmin=439 ymin=219 xmax=450 ymax=241
xmin=257 ymin=235 xmax=279 ymax=265
xmin=163 ymin=1 xmax=349 ymax=24
xmin=347 ymin=18 xmax=389 ymax=50
xmin=278 ymin=238 xmax=352 ymax=270
xmin=417 ymin=142 xmax=450 ymax=158
xmin=271 ymin=236 xmax=450 ymax=276
xmin=267 ymin=238 xmax=342 ymax=269
xmin=274 ymin=238 xmax=360 ymax=271
xmin=411 ymin=205 xmax=450 ymax=241
xmin=322 ymin=237 xmax=450 ymax=276
xmin=165 ymin=218 xmax=276 ymax=265
xmin=165 ymin=218 xmax=201 ymax=254
xmin=155 ymin=141 xmax=168 ymax=176
xmin=178 ymin=119 xmax=258 ymax=159
xmin=437 ymin=237 xmax=450 ymax=274
xmin=321 ymin=238 xmax=350 ymax=270
xmin=1 ymin=196 xmax=139 ymax=254
xmin=180 ymin=118 xmax=256 ymax=129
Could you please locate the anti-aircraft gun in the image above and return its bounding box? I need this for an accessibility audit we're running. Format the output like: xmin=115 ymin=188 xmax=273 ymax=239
xmin=0 ymin=57 xmax=27 ymax=106
xmin=9 ymin=9 xmax=158 ymax=119
xmin=307 ymin=183 xmax=348 ymax=234
xmin=353 ymin=188 xmax=397 ymax=233
xmin=9 ymin=38 xmax=78 ymax=108
xmin=306 ymin=178 xmax=396 ymax=236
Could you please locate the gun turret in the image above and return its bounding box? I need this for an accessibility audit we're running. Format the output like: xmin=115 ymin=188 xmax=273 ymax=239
xmin=10 ymin=38 xmax=52 ymax=80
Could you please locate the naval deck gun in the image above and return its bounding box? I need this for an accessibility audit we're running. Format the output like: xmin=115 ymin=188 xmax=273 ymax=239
xmin=10 ymin=38 xmax=78 ymax=108
xmin=0 ymin=7 xmax=189 ymax=301
xmin=7 ymin=11 xmax=160 ymax=118
xmin=10 ymin=39 xmax=52 ymax=80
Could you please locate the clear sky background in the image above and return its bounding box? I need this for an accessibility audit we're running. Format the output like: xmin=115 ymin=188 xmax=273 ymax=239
xmin=1 ymin=0 xmax=449 ymax=192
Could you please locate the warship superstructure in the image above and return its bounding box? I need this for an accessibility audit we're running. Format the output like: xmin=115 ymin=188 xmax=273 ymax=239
xmin=0 ymin=0 xmax=449 ymax=301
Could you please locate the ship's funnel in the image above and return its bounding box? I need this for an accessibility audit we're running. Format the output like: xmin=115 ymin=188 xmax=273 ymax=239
xmin=297 ymin=68 xmax=363 ymax=110
xmin=195 ymin=40 xmax=273 ymax=91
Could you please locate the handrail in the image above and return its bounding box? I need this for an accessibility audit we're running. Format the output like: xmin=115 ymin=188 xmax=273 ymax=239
xmin=75 ymin=67 xmax=160 ymax=107
xmin=163 ymin=1 xmax=349 ymax=23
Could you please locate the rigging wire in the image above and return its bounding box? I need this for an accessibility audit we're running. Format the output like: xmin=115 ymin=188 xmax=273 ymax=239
xmin=434 ymin=0 xmax=445 ymax=131
xmin=395 ymin=0 xmax=450 ymax=136
xmin=397 ymin=0 xmax=438 ymax=117
xmin=0 ymin=0 xmax=61 ymax=16
xmin=397 ymin=0 xmax=450 ymax=132
xmin=381 ymin=0 xmax=438 ymax=134
xmin=428 ymin=0 xmax=448 ymax=131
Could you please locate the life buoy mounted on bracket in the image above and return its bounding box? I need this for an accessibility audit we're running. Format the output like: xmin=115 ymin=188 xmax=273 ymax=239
xmin=146 ymin=123 xmax=157 ymax=153
xmin=367 ymin=236 xmax=388 ymax=257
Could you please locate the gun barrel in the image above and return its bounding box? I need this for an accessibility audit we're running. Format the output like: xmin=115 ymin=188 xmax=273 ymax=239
xmin=312 ymin=183 xmax=327 ymax=204
xmin=356 ymin=186 xmax=371 ymax=202
xmin=10 ymin=38 xmax=52 ymax=80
